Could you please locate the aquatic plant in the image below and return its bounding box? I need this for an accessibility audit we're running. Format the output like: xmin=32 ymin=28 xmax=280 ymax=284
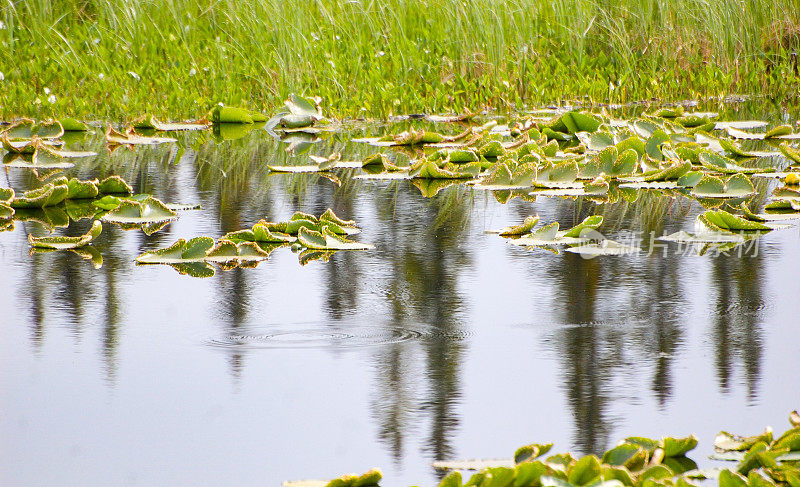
xmin=28 ymin=220 xmax=102 ymax=249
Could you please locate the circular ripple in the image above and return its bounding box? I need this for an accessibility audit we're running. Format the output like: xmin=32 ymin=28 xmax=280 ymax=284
xmin=206 ymin=323 xmax=466 ymax=350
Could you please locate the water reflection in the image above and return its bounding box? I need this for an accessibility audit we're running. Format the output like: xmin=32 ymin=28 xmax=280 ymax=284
xmin=709 ymin=249 xmax=765 ymax=399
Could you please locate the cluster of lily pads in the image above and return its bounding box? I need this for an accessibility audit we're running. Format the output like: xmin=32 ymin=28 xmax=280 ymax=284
xmin=0 ymin=118 xmax=98 ymax=173
xmin=347 ymin=106 xmax=800 ymax=254
xmin=4 ymin=98 xmax=800 ymax=271
xmin=291 ymin=411 xmax=800 ymax=487
xmin=0 ymin=94 xmax=383 ymax=273
xmin=485 ymin=215 xmax=642 ymax=256
xmin=135 ymin=209 xmax=373 ymax=277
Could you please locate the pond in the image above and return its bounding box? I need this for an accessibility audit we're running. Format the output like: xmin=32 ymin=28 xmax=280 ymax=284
xmin=1 ymin=99 xmax=799 ymax=486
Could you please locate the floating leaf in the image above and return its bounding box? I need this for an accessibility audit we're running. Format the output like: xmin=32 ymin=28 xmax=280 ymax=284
xmin=714 ymin=429 xmax=774 ymax=452
xmin=133 ymin=114 xmax=211 ymax=131
xmin=551 ymin=111 xmax=602 ymax=134
xmin=28 ymin=220 xmax=102 ymax=249
xmin=561 ymin=215 xmax=603 ymax=238
xmin=766 ymin=125 xmax=793 ymax=138
xmin=691 ymin=174 xmax=755 ymax=199
xmin=66 ymin=178 xmax=100 ymax=199
xmin=105 ymin=125 xmax=176 ymax=145
xmin=567 ymin=455 xmax=601 ymax=486
xmin=209 ymin=105 xmax=254 ymax=124
xmin=645 ymin=130 xmax=669 ymax=161
xmin=0 ymin=188 xmax=15 ymax=219
xmin=662 ymin=435 xmax=698 ymax=457
xmin=3 ymin=119 xmax=64 ymax=139
xmin=779 ymin=143 xmax=800 ymax=165
xmin=285 ymin=94 xmax=323 ymax=121
xmin=602 ymin=444 xmax=643 ymax=467
xmin=565 ymin=241 xmax=641 ymax=256
xmin=101 ymin=196 xmax=178 ymax=224
xmin=297 ymin=227 xmax=372 ymax=250
xmin=698 ymin=152 xmax=766 ymax=174
xmin=136 ymin=237 xmax=215 ymax=264
xmin=11 ymin=182 xmax=69 ymax=208
xmin=98 ymin=175 xmax=133 ymax=194
xmin=515 ymin=443 xmax=553 ymax=464
xmin=432 ymin=458 xmax=516 ymax=471
xmin=719 ymin=469 xmax=748 ymax=487
xmin=699 ymin=210 xmax=772 ymax=232
xmin=489 ymin=216 xmax=540 ymax=236
xmin=59 ymin=118 xmax=89 ymax=131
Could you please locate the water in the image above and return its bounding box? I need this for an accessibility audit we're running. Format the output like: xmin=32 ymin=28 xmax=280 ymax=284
xmin=1 ymin=100 xmax=799 ymax=486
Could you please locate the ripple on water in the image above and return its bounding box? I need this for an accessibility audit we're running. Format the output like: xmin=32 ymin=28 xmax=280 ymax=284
xmin=206 ymin=323 xmax=472 ymax=350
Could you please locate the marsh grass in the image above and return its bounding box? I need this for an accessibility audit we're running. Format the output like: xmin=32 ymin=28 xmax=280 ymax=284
xmin=1 ymin=0 xmax=799 ymax=119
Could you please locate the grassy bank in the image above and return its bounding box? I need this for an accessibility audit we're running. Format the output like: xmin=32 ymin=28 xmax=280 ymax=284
xmin=1 ymin=0 xmax=799 ymax=120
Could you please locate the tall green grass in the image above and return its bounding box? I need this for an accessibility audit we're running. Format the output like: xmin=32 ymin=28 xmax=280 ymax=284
xmin=1 ymin=0 xmax=798 ymax=119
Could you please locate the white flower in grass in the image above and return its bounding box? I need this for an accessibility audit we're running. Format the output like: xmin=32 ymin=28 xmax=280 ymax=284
xmin=98 ymin=73 xmax=105 ymax=80
xmin=0 ymin=72 xmax=4 ymax=81
xmin=48 ymin=94 xmax=56 ymax=104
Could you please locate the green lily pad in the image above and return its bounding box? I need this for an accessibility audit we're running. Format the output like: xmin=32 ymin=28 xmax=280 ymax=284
xmin=714 ymin=429 xmax=774 ymax=452
xmin=699 ymin=210 xmax=772 ymax=232
xmin=645 ymin=130 xmax=669 ymax=161
xmin=59 ymin=118 xmax=89 ymax=131
xmin=561 ymin=215 xmax=603 ymax=238
xmin=3 ymin=119 xmax=64 ymax=139
xmin=11 ymin=183 xmax=69 ymax=208
xmin=550 ymin=111 xmax=602 ymax=135
xmin=297 ymin=227 xmax=372 ymax=250
xmin=98 ymin=175 xmax=134 ymax=194
xmin=100 ymin=196 xmax=178 ymax=224
xmin=410 ymin=159 xmax=477 ymax=179
xmin=28 ymin=220 xmax=102 ymax=250
xmin=698 ymin=152 xmax=766 ymax=174
xmin=565 ymin=241 xmax=641 ymax=256
xmin=515 ymin=443 xmax=553 ymax=463
xmin=663 ymin=435 xmax=699 ymax=457
xmin=779 ymin=143 xmax=800 ymax=165
xmin=285 ymin=94 xmax=323 ymax=121
xmin=209 ymin=105 xmax=254 ymax=124
xmin=66 ymin=178 xmax=100 ymax=199
xmin=691 ymin=174 xmax=755 ymax=199
xmin=362 ymin=153 xmax=403 ymax=172
xmin=105 ymin=125 xmax=176 ymax=145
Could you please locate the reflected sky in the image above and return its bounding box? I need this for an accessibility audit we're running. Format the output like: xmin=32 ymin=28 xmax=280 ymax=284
xmin=1 ymin=100 xmax=800 ymax=486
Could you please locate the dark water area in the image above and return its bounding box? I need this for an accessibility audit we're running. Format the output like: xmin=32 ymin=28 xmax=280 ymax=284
xmin=1 ymin=100 xmax=799 ymax=486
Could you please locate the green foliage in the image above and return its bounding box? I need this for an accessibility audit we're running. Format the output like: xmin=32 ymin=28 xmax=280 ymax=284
xmin=2 ymin=0 xmax=799 ymax=119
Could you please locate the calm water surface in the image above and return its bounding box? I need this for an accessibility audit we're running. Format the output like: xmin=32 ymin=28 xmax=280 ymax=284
xmin=1 ymin=101 xmax=799 ymax=486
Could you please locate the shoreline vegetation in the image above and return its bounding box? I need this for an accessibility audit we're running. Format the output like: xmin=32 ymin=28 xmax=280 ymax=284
xmin=1 ymin=0 xmax=799 ymax=120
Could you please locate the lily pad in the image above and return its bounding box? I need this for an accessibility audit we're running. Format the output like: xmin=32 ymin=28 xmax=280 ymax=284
xmin=565 ymin=241 xmax=641 ymax=256
xmin=698 ymin=152 xmax=766 ymax=174
xmin=100 ymin=196 xmax=178 ymax=224
xmin=105 ymin=125 xmax=176 ymax=145
xmin=59 ymin=118 xmax=89 ymax=131
xmin=297 ymin=227 xmax=372 ymax=250
xmin=11 ymin=183 xmax=69 ymax=208
xmin=698 ymin=210 xmax=772 ymax=232
xmin=209 ymin=105 xmax=254 ymax=124
xmin=3 ymin=119 xmax=64 ymax=139
xmin=431 ymin=458 xmax=515 ymax=471
xmin=487 ymin=215 xmax=540 ymax=236
xmin=28 ymin=220 xmax=102 ymax=250
xmin=691 ymin=174 xmax=755 ymax=199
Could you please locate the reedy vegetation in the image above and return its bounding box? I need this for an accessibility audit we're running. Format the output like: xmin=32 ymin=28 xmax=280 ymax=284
xmin=1 ymin=0 xmax=799 ymax=119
